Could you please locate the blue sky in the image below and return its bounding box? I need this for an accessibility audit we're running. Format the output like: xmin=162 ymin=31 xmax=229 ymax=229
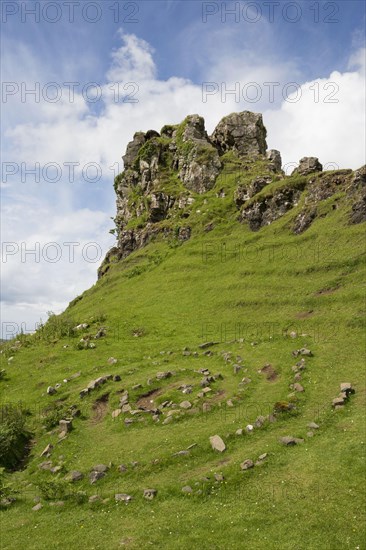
xmin=1 ymin=0 xmax=365 ymax=336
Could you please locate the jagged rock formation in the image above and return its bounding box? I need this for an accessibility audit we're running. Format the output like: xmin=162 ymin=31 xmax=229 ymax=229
xmin=98 ymin=111 xmax=365 ymax=277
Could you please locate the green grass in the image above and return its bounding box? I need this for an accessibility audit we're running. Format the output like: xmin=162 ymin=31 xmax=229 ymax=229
xmin=0 ymin=157 xmax=365 ymax=550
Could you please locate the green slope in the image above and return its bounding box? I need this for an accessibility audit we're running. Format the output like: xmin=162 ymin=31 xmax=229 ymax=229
xmin=0 ymin=156 xmax=365 ymax=550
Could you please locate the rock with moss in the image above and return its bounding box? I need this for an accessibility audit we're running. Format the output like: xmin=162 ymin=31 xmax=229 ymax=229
xmin=174 ymin=115 xmax=222 ymax=194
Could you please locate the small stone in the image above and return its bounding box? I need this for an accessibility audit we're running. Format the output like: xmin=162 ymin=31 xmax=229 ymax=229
xmin=89 ymin=495 xmax=101 ymax=503
xmin=307 ymin=431 xmax=314 ymax=437
xmin=254 ymin=415 xmax=266 ymax=428
xmin=68 ymin=470 xmax=84 ymax=482
xmin=47 ymin=386 xmax=57 ymax=395
xmin=115 ymin=494 xmax=132 ymax=502
xmin=132 ymin=384 xmax=142 ymax=390
xmin=293 ymin=383 xmax=304 ymax=392
xmin=113 ymin=375 xmax=121 ymax=382
xmin=214 ymin=473 xmax=224 ymax=482
xmin=91 ymin=464 xmax=109 ymax=474
xmin=156 ymin=371 xmax=172 ymax=380
xmin=180 ymin=401 xmax=192 ymax=409
xmin=202 ymin=403 xmax=211 ymax=413
xmin=235 ymin=428 xmax=243 ymax=436
xmin=279 ymin=436 xmax=304 ymax=446
xmin=199 ymin=342 xmax=219 ymax=349
xmin=258 ymin=453 xmax=268 ymax=461
xmin=32 ymin=503 xmax=43 ymax=511
xmin=118 ymin=464 xmax=127 ymax=473
xmin=40 ymin=444 xmax=53 ymax=458
xmin=107 ymin=357 xmax=117 ymax=364
xmin=182 ymin=486 xmax=193 ymax=493
xmin=307 ymin=422 xmax=319 ymax=430
xmin=245 ymin=424 xmax=254 ymax=433
xmin=174 ymin=450 xmax=190 ymax=457
xmin=143 ymin=489 xmax=157 ymax=500
xmin=112 ymin=409 xmax=122 ymax=418
xmin=340 ymin=383 xmax=355 ymax=396
xmin=59 ymin=419 xmax=72 ymax=433
xmin=240 ymin=459 xmax=254 ymax=470
xmin=89 ymin=471 xmax=105 ymax=484
xmin=209 ymin=435 xmax=226 ymax=452
xmin=39 ymin=461 xmax=52 ymax=471
xmin=226 ymin=399 xmax=234 ymax=407
xmin=332 ymin=397 xmax=345 ymax=408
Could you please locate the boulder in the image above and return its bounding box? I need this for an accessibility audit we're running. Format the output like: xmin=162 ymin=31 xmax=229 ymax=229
xmin=211 ymin=111 xmax=267 ymax=158
xmin=292 ymin=157 xmax=322 ymax=176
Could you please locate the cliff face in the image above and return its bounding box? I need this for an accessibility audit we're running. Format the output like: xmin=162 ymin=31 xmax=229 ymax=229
xmin=98 ymin=111 xmax=365 ymax=277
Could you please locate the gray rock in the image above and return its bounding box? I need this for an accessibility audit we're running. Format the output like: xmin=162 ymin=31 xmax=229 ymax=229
xmin=240 ymin=459 xmax=254 ymax=470
xmin=89 ymin=471 xmax=105 ymax=484
xmin=307 ymin=422 xmax=319 ymax=430
xmin=214 ymin=473 xmax=224 ymax=482
xmin=182 ymin=486 xmax=193 ymax=493
xmin=40 ymin=444 xmax=53 ymax=458
xmin=209 ymin=435 xmax=226 ymax=452
xmin=115 ymin=493 xmax=132 ymax=502
xmin=211 ymin=111 xmax=267 ymax=158
xmin=89 ymin=495 xmax=101 ymax=503
xmin=143 ymin=489 xmax=157 ymax=500
xmin=266 ymin=149 xmax=282 ymax=172
xmin=279 ymin=436 xmax=304 ymax=446
xmin=47 ymin=386 xmax=57 ymax=395
xmin=156 ymin=371 xmax=172 ymax=380
xmin=59 ymin=419 xmax=72 ymax=433
xmin=180 ymin=401 xmax=192 ymax=409
xmin=292 ymin=157 xmax=322 ymax=176
xmin=92 ymin=464 xmax=108 ymax=473
xmin=176 ymin=115 xmax=222 ymax=194
xmin=68 ymin=470 xmax=84 ymax=482
xmin=32 ymin=503 xmax=43 ymax=511
xmin=293 ymin=383 xmax=304 ymax=392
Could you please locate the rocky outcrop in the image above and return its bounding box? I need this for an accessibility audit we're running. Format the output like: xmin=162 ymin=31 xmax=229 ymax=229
xmin=239 ymin=184 xmax=305 ymax=231
xmin=98 ymin=113 xmax=365 ymax=276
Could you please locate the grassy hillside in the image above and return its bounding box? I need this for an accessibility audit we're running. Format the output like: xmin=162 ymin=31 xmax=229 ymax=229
xmin=0 ymin=155 xmax=365 ymax=549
